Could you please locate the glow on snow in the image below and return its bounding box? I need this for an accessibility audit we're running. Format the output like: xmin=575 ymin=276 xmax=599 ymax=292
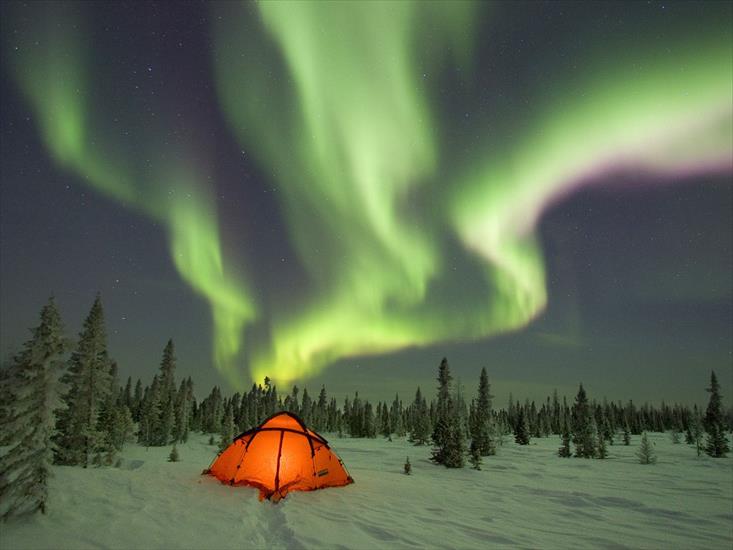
xmin=6 ymin=1 xmax=732 ymax=388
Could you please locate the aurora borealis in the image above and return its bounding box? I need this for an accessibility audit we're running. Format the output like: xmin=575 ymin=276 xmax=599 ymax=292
xmin=1 ymin=1 xmax=731 ymax=402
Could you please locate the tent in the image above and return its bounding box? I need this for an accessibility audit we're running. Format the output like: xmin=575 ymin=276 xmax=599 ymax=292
xmin=205 ymin=411 xmax=354 ymax=501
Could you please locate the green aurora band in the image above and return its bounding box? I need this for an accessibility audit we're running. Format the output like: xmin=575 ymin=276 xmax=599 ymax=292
xmin=4 ymin=3 xmax=256 ymax=385
xmin=6 ymin=1 xmax=732 ymax=388
xmin=214 ymin=1 xmax=732 ymax=385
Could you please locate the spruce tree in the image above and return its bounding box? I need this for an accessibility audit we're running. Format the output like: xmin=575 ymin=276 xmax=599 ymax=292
xmin=596 ymin=419 xmax=608 ymax=459
xmin=168 ymin=444 xmax=179 ymax=462
xmin=409 ymin=387 xmax=431 ymax=445
xmin=54 ymin=294 xmax=112 ymax=467
xmin=703 ymin=371 xmax=730 ymax=458
xmin=636 ymin=432 xmax=657 ymax=464
xmin=514 ymin=407 xmax=530 ymax=445
xmin=469 ymin=440 xmax=482 ymax=470
xmin=690 ymin=411 xmax=704 ymax=457
xmin=571 ymin=384 xmax=596 ymax=458
xmin=431 ymin=357 xmax=467 ymax=466
xmin=622 ymin=422 xmax=631 ymax=446
xmin=558 ymin=416 xmax=572 ymax=457
xmin=0 ymin=298 xmax=66 ymax=518
xmin=472 ymin=367 xmax=496 ymax=456
xmin=404 ymin=456 xmax=411 ymax=475
xmin=219 ymin=404 xmax=234 ymax=451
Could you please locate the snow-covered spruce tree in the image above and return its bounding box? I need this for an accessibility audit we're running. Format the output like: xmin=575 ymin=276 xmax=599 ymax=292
xmin=0 ymin=298 xmax=67 ymax=519
xmin=168 ymin=444 xmax=179 ymax=462
xmin=431 ymin=358 xmax=452 ymax=464
xmin=690 ymin=410 xmax=705 ymax=457
xmin=571 ymin=384 xmax=596 ymax=458
xmin=622 ymin=422 xmax=631 ymax=446
xmin=54 ymin=294 xmax=112 ymax=467
xmin=471 ymin=367 xmax=496 ymax=456
xmin=636 ymin=432 xmax=657 ymax=464
xmin=96 ymin=362 xmax=121 ymax=464
xmin=137 ymin=375 xmax=161 ymax=447
xmin=558 ymin=416 xmax=572 ymax=457
xmin=596 ymin=419 xmax=608 ymax=459
xmin=156 ymin=340 xmax=177 ymax=445
xmin=219 ymin=403 xmax=234 ymax=451
xmin=430 ymin=358 xmax=466 ymax=467
xmin=703 ymin=371 xmax=730 ymax=458
xmin=469 ymin=439 xmax=482 ymax=470
xmin=514 ymin=407 xmax=530 ymax=445
xmin=409 ymin=387 xmax=431 ymax=445
xmin=363 ymin=401 xmax=377 ymax=438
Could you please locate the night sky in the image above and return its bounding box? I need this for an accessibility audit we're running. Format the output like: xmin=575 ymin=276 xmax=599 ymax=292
xmin=1 ymin=1 xmax=731 ymax=406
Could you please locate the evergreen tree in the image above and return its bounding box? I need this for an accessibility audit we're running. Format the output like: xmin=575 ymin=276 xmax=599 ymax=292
xmin=469 ymin=439 xmax=482 ymax=470
xmin=596 ymin=419 xmax=608 ymax=459
xmin=431 ymin=358 xmax=461 ymax=465
xmin=219 ymin=403 xmax=234 ymax=451
xmin=168 ymin=444 xmax=179 ymax=462
xmin=636 ymin=432 xmax=657 ymax=464
xmin=404 ymin=456 xmax=411 ymax=475
xmin=471 ymin=367 xmax=496 ymax=456
xmin=689 ymin=410 xmax=705 ymax=457
xmin=514 ymin=407 xmax=530 ymax=445
xmin=703 ymin=371 xmax=729 ymax=458
xmin=132 ymin=379 xmax=143 ymax=422
xmin=156 ymin=340 xmax=177 ymax=444
xmin=558 ymin=416 xmax=572 ymax=457
xmin=138 ymin=376 xmax=161 ymax=447
xmin=409 ymin=387 xmax=431 ymax=445
xmin=0 ymin=299 xmax=66 ymax=518
xmin=571 ymin=384 xmax=596 ymax=458
xmin=54 ymin=294 xmax=112 ymax=467
xmin=622 ymin=423 xmax=631 ymax=446
xmin=168 ymin=443 xmax=180 ymax=462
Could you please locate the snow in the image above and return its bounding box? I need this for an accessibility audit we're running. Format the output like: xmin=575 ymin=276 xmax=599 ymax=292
xmin=2 ymin=432 xmax=732 ymax=549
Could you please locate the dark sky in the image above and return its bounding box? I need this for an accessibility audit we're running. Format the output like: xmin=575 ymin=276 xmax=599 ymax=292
xmin=1 ymin=1 xmax=731 ymax=406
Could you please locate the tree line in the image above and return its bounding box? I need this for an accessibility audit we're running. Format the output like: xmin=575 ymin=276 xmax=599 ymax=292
xmin=1 ymin=297 xmax=730 ymax=520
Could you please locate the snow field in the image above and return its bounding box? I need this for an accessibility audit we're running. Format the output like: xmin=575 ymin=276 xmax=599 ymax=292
xmin=2 ymin=432 xmax=731 ymax=549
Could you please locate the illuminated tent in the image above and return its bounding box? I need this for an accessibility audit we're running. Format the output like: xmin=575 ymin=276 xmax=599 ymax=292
xmin=206 ymin=411 xmax=354 ymax=501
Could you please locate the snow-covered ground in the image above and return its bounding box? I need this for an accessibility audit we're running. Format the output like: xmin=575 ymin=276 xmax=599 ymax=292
xmin=3 ymin=432 xmax=732 ymax=549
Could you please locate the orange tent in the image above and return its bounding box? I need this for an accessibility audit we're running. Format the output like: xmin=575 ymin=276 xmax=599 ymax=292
xmin=206 ymin=411 xmax=354 ymax=501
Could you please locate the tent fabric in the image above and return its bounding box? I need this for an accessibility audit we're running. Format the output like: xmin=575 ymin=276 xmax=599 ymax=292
xmin=206 ymin=411 xmax=354 ymax=501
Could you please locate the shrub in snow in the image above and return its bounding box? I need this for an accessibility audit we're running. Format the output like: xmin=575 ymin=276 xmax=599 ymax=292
xmin=168 ymin=444 xmax=179 ymax=462
xmin=0 ymin=298 xmax=66 ymax=519
xmin=636 ymin=432 xmax=657 ymax=464
xmin=404 ymin=456 xmax=411 ymax=475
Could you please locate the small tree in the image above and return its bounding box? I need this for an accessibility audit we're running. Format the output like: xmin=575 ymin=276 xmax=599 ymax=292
xmin=403 ymin=456 xmax=411 ymax=475
xmin=703 ymin=371 xmax=730 ymax=458
xmin=690 ymin=412 xmax=705 ymax=457
xmin=636 ymin=432 xmax=657 ymax=465
xmin=469 ymin=440 xmax=482 ymax=470
xmin=514 ymin=408 xmax=530 ymax=445
xmin=168 ymin=444 xmax=179 ymax=462
xmin=670 ymin=429 xmax=682 ymax=444
xmin=596 ymin=420 xmax=608 ymax=459
xmin=558 ymin=417 xmax=572 ymax=457
xmin=622 ymin=423 xmax=631 ymax=446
